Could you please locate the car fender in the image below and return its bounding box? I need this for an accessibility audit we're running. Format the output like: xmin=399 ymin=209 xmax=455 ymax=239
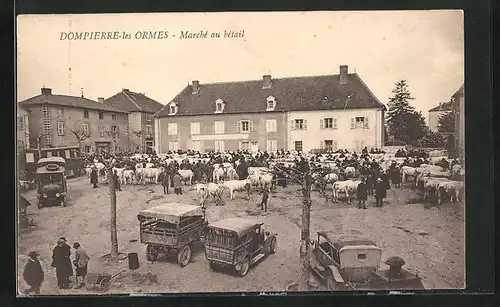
xmin=262 ymin=234 xmax=276 ymax=254
xmin=326 ymin=265 xmax=345 ymax=283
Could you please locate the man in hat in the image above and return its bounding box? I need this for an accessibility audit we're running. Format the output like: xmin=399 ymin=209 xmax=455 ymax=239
xmin=161 ymin=168 xmax=170 ymax=194
xmin=90 ymin=166 xmax=98 ymax=188
xmin=72 ymin=242 xmax=90 ymax=289
xmin=356 ymin=177 xmax=368 ymax=209
xmin=374 ymin=178 xmax=386 ymax=208
xmin=173 ymin=172 xmax=182 ymax=195
xmin=51 ymin=237 xmax=73 ymax=289
xmin=23 ymin=251 xmax=44 ymax=295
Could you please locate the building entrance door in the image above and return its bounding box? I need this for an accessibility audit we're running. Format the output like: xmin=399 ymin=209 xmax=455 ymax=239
xmin=95 ymin=142 xmax=111 ymax=156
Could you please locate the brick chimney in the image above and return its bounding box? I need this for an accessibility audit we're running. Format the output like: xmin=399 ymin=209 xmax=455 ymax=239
xmin=41 ymin=87 xmax=52 ymax=96
xmin=262 ymin=75 xmax=272 ymax=89
xmin=339 ymin=65 xmax=348 ymax=84
xmin=122 ymin=88 xmax=130 ymax=92
xmin=97 ymin=97 xmax=104 ymax=103
xmin=192 ymin=80 xmax=200 ymax=94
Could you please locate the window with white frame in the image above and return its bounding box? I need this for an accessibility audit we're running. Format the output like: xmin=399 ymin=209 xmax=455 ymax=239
xmin=99 ymin=125 xmax=106 ymax=137
xmin=84 ymin=146 xmax=91 ymax=153
xmin=168 ymin=141 xmax=179 ymax=152
xmin=266 ymin=96 xmax=276 ymax=111
xmin=294 ymin=141 xmax=303 ymax=152
xmin=168 ymin=123 xmax=178 ymax=135
xmin=266 ymin=140 xmax=277 ymax=152
xmin=237 ymin=120 xmax=253 ymax=133
xmin=99 ymin=112 xmax=104 ymax=120
xmin=321 ymin=118 xmax=337 ymax=129
xmin=168 ymin=102 xmax=178 ymax=115
xmin=84 ymin=110 xmax=89 ymax=118
xmin=83 ymin=123 xmax=90 ymax=135
xmin=58 ymin=108 xmax=64 ymax=116
xmin=323 ymin=140 xmax=334 ymax=151
xmin=214 ymin=121 xmax=225 ymax=134
xmin=112 ymin=114 xmax=117 ymax=121
xmin=294 ymin=119 xmax=307 ymax=130
xmin=146 ymin=124 xmax=152 ymax=136
xmin=215 ymin=98 xmax=224 ymax=113
xmin=351 ymin=116 xmax=369 ymax=129
xmin=190 ymin=122 xmax=200 ymax=135
xmin=215 ymin=140 xmax=225 ymax=152
xmin=266 ymin=119 xmax=277 ymax=132
xmin=57 ymin=121 xmax=65 ymax=136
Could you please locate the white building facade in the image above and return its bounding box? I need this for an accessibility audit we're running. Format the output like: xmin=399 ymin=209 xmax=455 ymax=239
xmin=287 ymin=108 xmax=384 ymax=152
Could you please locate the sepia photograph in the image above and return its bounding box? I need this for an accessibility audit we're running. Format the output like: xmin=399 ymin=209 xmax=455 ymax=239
xmin=16 ymin=10 xmax=464 ymax=295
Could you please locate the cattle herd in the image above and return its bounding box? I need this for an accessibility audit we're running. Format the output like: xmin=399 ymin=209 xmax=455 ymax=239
xmin=82 ymin=147 xmax=465 ymax=208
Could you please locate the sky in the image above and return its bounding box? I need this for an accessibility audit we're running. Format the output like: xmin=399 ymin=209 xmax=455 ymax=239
xmin=17 ymin=10 xmax=464 ymax=121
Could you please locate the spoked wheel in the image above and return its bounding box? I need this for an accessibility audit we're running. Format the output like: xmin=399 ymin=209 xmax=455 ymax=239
xmin=177 ymin=245 xmax=192 ymax=267
xmin=98 ymin=278 xmax=110 ymax=293
xmin=237 ymin=257 xmax=250 ymax=277
xmin=270 ymin=238 xmax=277 ymax=254
xmin=146 ymin=244 xmax=158 ymax=261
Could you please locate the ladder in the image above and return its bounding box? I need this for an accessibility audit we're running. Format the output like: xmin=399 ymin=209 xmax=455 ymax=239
xmin=41 ymin=104 xmax=52 ymax=146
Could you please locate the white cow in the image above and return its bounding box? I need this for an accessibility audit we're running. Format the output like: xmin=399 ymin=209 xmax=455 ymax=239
xmin=138 ymin=167 xmax=164 ymax=184
xmin=223 ymin=180 xmax=251 ymax=200
xmin=258 ymin=174 xmax=274 ymax=190
xmin=145 ymin=162 xmax=155 ymax=168
xmin=437 ymin=181 xmax=464 ymax=204
xmin=123 ymin=170 xmax=136 ymax=185
xmin=422 ymin=177 xmax=449 ymax=201
xmin=332 ymin=180 xmax=361 ymax=204
xmin=400 ymin=166 xmax=418 ymax=183
xmin=94 ymin=162 xmax=106 ymax=180
xmin=212 ymin=167 xmax=225 ymax=183
xmin=324 ymin=173 xmax=339 ymax=184
xmin=178 ymin=169 xmax=194 ymax=185
xmin=226 ymin=167 xmax=238 ymax=180
xmin=198 ymin=183 xmax=225 ymax=205
xmin=344 ymin=166 xmax=356 ymax=178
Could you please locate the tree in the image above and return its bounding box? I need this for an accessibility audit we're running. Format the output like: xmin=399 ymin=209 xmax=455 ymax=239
xmin=417 ymin=130 xmax=444 ymax=148
xmin=437 ymin=109 xmax=456 ymax=135
xmin=267 ymin=162 xmax=327 ymax=291
xmin=386 ymin=80 xmax=428 ymax=145
xmin=132 ymin=130 xmax=144 ymax=153
xmin=105 ymin=125 xmax=120 ymax=153
xmin=69 ymin=122 xmax=91 ymax=150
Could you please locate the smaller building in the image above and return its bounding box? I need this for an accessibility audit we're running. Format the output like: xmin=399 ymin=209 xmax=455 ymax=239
xmin=104 ymin=89 xmax=164 ymax=153
xmin=428 ymin=101 xmax=454 ymax=132
xmin=18 ymin=87 xmax=130 ymax=155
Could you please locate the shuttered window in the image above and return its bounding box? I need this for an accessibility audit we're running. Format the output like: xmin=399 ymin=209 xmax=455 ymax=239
xmin=214 ymin=121 xmax=225 ymax=134
xmin=237 ymin=120 xmax=253 ymax=132
xmin=294 ymin=141 xmax=303 ymax=152
xmin=215 ymin=141 xmax=225 ymax=152
xmin=294 ymin=119 xmax=307 ymax=130
xmin=57 ymin=121 xmax=65 ymax=136
xmin=190 ymin=122 xmax=200 ymax=135
xmin=266 ymin=119 xmax=277 ymax=132
xmin=168 ymin=123 xmax=178 ymax=135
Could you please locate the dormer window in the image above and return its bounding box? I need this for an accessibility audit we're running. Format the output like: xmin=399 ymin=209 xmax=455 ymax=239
xmin=215 ymin=98 xmax=225 ymax=113
xmin=168 ymin=102 xmax=178 ymax=115
xmin=266 ymin=95 xmax=276 ymax=111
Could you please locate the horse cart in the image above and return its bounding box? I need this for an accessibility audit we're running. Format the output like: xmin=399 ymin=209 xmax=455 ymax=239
xmin=137 ymin=203 xmax=208 ymax=267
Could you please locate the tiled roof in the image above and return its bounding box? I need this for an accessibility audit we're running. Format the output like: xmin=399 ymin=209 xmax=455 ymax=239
xmin=429 ymin=101 xmax=454 ymax=112
xmin=18 ymin=92 xmax=129 ymax=113
xmin=154 ymin=73 xmax=386 ymax=117
xmin=104 ymin=89 xmax=164 ymax=113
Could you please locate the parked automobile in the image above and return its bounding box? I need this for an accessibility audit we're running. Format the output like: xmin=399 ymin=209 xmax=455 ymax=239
xmin=204 ymin=217 xmax=277 ymax=277
xmin=137 ymin=203 xmax=208 ymax=267
xmin=310 ymin=229 xmax=424 ymax=291
xmin=35 ymin=157 xmax=67 ymax=208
